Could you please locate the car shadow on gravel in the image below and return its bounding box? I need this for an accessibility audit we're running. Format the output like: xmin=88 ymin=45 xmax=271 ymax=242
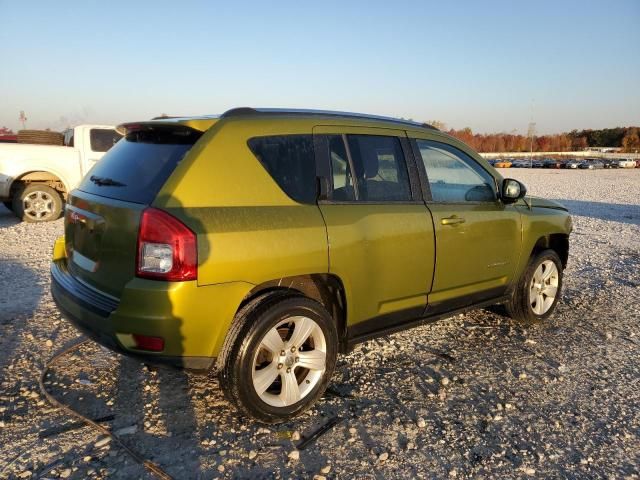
xmin=0 ymin=259 xmax=42 ymax=372
xmin=553 ymin=199 xmax=639 ymax=225
xmin=110 ymin=358 xmax=208 ymax=478
xmin=0 ymin=205 xmax=20 ymax=228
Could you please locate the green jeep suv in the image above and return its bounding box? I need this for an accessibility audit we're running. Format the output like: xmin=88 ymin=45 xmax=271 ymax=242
xmin=51 ymin=108 xmax=572 ymax=423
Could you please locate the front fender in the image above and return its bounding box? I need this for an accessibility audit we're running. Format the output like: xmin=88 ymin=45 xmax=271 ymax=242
xmin=516 ymin=206 xmax=572 ymax=275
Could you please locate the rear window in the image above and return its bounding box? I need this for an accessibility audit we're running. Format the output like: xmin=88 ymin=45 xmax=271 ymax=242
xmin=247 ymin=135 xmax=316 ymax=204
xmin=78 ymin=126 xmax=202 ymax=204
xmin=63 ymin=129 xmax=74 ymax=147
xmin=90 ymin=129 xmax=123 ymax=152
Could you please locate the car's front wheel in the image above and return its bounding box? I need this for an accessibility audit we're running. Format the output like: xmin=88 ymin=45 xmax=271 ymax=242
xmin=506 ymin=249 xmax=563 ymax=324
xmin=218 ymin=293 xmax=338 ymax=423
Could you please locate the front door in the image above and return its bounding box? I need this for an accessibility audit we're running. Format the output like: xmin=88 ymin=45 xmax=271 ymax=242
xmin=314 ymin=126 xmax=435 ymax=338
xmin=411 ymin=137 xmax=522 ymax=310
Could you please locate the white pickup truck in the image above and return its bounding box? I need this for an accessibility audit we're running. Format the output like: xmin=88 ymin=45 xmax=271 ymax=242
xmin=0 ymin=125 xmax=121 ymax=222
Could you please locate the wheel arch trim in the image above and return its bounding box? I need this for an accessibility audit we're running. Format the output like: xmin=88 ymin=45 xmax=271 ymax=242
xmin=238 ymin=273 xmax=349 ymax=352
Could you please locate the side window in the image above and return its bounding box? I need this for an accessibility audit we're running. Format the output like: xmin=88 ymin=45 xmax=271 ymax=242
xmin=346 ymin=135 xmax=411 ymax=202
xmin=328 ymin=135 xmax=355 ymax=201
xmin=90 ymin=129 xmax=123 ymax=152
xmin=247 ymin=134 xmax=316 ymax=204
xmin=415 ymin=140 xmax=496 ymax=203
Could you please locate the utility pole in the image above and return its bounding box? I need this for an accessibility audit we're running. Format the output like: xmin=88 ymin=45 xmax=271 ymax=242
xmin=19 ymin=111 xmax=27 ymax=129
xmin=528 ymin=122 xmax=536 ymax=167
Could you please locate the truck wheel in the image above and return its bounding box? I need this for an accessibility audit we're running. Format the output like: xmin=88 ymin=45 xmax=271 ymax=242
xmin=506 ymin=249 xmax=563 ymax=324
xmin=13 ymin=184 xmax=63 ymax=223
xmin=218 ymin=293 xmax=338 ymax=423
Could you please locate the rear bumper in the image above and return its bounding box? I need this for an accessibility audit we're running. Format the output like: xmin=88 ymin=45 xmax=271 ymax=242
xmin=51 ymin=259 xmax=253 ymax=371
xmin=51 ymin=260 xmax=211 ymax=370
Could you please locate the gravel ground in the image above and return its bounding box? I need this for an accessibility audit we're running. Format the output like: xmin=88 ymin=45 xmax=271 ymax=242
xmin=1 ymin=169 xmax=639 ymax=479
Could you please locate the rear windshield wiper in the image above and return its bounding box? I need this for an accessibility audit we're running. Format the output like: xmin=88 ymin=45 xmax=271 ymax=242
xmin=89 ymin=175 xmax=126 ymax=187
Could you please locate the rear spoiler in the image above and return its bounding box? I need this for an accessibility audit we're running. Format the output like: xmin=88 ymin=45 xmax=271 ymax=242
xmin=116 ymin=118 xmax=218 ymax=136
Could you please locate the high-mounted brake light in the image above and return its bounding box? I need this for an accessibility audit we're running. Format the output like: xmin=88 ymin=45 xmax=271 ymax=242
xmin=136 ymin=208 xmax=197 ymax=281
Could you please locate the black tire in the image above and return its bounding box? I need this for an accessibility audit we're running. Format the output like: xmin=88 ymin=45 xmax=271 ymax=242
xmin=218 ymin=293 xmax=338 ymax=423
xmin=2 ymin=201 xmax=12 ymax=212
xmin=506 ymin=249 xmax=563 ymax=324
xmin=12 ymin=183 xmax=63 ymax=223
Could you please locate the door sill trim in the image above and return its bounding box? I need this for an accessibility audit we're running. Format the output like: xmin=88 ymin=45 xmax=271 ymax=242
xmin=346 ymin=294 xmax=509 ymax=347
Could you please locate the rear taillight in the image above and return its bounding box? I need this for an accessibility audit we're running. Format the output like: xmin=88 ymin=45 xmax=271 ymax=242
xmin=136 ymin=208 xmax=197 ymax=281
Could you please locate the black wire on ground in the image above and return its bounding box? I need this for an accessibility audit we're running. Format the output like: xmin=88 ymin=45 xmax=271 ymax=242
xmin=38 ymin=339 xmax=173 ymax=480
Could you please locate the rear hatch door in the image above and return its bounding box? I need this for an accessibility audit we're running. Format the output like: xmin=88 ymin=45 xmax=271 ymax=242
xmin=65 ymin=124 xmax=204 ymax=297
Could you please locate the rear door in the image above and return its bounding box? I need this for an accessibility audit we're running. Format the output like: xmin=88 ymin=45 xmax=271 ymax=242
xmin=66 ymin=125 xmax=202 ymax=297
xmin=410 ymin=136 xmax=522 ymax=310
xmin=314 ymin=126 xmax=435 ymax=338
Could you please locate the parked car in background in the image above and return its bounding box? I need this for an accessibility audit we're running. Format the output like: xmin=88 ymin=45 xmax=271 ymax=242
xmin=543 ymin=159 xmax=563 ymax=169
xmin=0 ymin=125 xmax=121 ymax=221
xmin=512 ymin=159 xmax=530 ymax=168
xmin=494 ymin=159 xmax=512 ymax=168
xmin=531 ymin=159 xmax=545 ymax=168
xmin=601 ymin=159 xmax=619 ymax=169
xmin=49 ymin=107 xmax=572 ymax=422
xmin=579 ymin=160 xmax=604 ymax=169
xmin=617 ymin=159 xmax=636 ymax=169
xmin=562 ymin=160 xmax=581 ymax=169
xmin=635 ymin=159 xmax=640 ymax=168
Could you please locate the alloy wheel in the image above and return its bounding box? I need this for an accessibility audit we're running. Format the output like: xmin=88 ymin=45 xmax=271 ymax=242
xmin=252 ymin=315 xmax=326 ymax=407
xmin=529 ymin=260 xmax=559 ymax=315
xmin=23 ymin=190 xmax=54 ymax=220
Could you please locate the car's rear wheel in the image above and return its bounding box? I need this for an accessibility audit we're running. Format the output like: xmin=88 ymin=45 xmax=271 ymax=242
xmin=12 ymin=183 xmax=63 ymax=222
xmin=218 ymin=293 xmax=338 ymax=423
xmin=506 ymin=249 xmax=563 ymax=324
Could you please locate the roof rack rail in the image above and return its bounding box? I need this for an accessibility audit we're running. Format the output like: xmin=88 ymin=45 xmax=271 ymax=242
xmin=220 ymin=107 xmax=438 ymax=130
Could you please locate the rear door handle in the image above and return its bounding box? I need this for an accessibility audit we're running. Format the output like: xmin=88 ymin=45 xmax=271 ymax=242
xmin=441 ymin=215 xmax=466 ymax=225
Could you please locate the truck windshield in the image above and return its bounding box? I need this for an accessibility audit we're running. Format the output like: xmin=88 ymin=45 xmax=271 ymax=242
xmin=77 ymin=126 xmax=202 ymax=204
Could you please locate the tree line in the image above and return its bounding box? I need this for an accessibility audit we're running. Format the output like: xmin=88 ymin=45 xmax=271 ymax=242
xmin=424 ymin=123 xmax=640 ymax=153
xmin=2 ymin=123 xmax=639 ymax=153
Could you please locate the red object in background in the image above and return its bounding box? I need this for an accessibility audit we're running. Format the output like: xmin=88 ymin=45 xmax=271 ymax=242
xmin=0 ymin=134 xmax=17 ymax=143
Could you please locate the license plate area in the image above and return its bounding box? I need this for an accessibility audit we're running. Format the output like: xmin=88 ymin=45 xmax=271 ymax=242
xmin=65 ymin=204 xmax=106 ymax=272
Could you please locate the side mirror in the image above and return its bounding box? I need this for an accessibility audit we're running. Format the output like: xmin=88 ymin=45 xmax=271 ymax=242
xmin=501 ymin=178 xmax=527 ymax=204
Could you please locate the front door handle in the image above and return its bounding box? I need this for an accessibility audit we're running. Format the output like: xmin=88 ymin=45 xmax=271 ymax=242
xmin=441 ymin=215 xmax=466 ymax=226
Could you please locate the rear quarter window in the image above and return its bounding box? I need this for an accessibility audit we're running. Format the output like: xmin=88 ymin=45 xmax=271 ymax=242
xmin=247 ymin=135 xmax=316 ymax=204
xmin=78 ymin=126 xmax=202 ymax=204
